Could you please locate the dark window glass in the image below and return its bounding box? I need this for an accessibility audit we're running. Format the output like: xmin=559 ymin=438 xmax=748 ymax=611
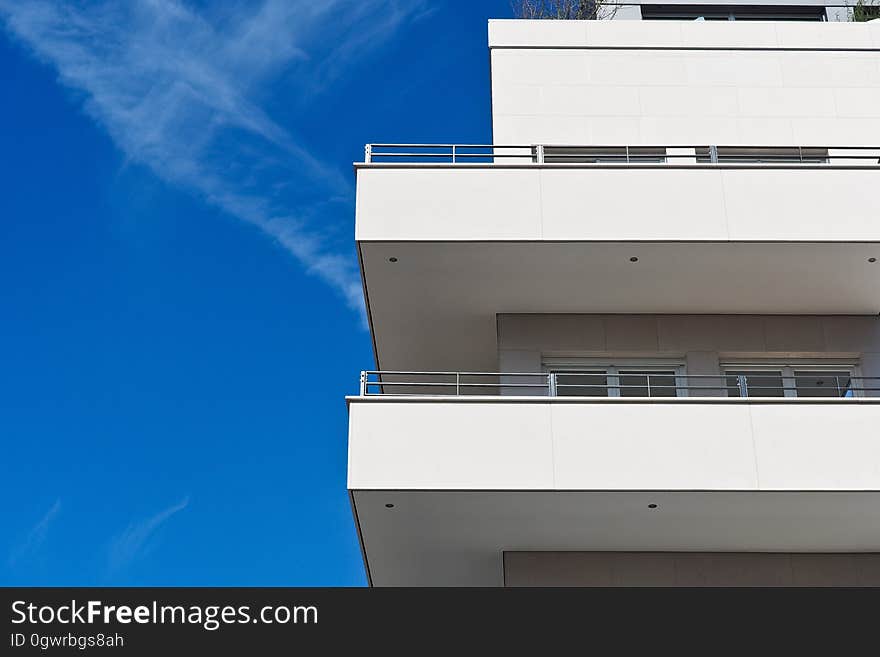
xmin=725 ymin=370 xmax=785 ymax=397
xmin=543 ymin=147 xmax=667 ymax=163
xmin=618 ymin=370 xmax=678 ymax=397
xmin=794 ymin=370 xmax=853 ymax=398
xmin=554 ymin=371 xmax=608 ymax=397
xmin=696 ymin=147 xmax=829 ymax=163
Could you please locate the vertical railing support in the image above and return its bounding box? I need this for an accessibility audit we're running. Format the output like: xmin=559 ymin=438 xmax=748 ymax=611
xmin=548 ymin=372 xmax=556 ymax=397
xmin=625 ymin=145 xmax=630 ymax=163
xmin=456 ymin=372 xmax=461 ymax=396
xmin=709 ymin=145 xmax=719 ymax=164
xmin=364 ymin=144 xmax=372 ymax=164
xmin=646 ymin=374 xmax=652 ymax=398
xmin=451 ymin=144 xmax=457 ymax=164
xmin=360 ymin=371 xmax=367 ymax=396
xmin=737 ymin=375 xmax=749 ymax=398
xmin=535 ymin=144 xmax=545 ymax=164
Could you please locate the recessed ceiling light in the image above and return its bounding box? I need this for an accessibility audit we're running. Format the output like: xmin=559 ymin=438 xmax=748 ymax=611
xmin=388 ymin=257 xmax=398 ymax=263
xmin=870 ymin=257 xmax=877 ymax=263
xmin=385 ymin=503 xmax=395 ymax=508
xmin=629 ymin=256 xmax=639 ymax=263
xmin=648 ymin=503 xmax=658 ymax=509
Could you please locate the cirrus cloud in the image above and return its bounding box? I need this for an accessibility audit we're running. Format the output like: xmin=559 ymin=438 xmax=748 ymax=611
xmin=0 ymin=0 xmax=428 ymax=318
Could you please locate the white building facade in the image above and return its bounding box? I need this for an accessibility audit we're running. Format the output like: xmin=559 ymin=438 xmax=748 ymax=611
xmin=349 ymin=6 xmax=880 ymax=586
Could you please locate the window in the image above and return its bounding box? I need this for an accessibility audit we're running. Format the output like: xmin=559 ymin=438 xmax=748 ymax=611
xmin=547 ymin=360 xmax=685 ymax=397
xmin=542 ymin=147 xmax=667 ymax=164
xmin=640 ymin=5 xmax=827 ymax=21
xmin=696 ymin=147 xmax=829 ymax=164
xmin=793 ymin=370 xmax=854 ymax=398
xmin=554 ymin=370 xmax=608 ymax=397
xmin=723 ymin=364 xmax=857 ymax=398
xmin=618 ymin=370 xmax=679 ymax=397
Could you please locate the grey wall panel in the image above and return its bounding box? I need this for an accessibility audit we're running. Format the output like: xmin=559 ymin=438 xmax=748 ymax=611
xmin=505 ymin=551 xmax=880 ymax=586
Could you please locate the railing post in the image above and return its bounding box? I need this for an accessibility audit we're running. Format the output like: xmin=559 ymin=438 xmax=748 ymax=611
xmin=456 ymin=372 xmax=461 ymax=396
xmin=535 ymin=144 xmax=545 ymax=165
xmin=646 ymin=374 xmax=652 ymax=398
xmin=451 ymin=144 xmax=456 ymax=164
xmin=548 ymin=372 xmax=556 ymax=397
xmin=798 ymin=146 xmax=803 ymax=163
xmin=737 ymin=375 xmax=749 ymax=398
xmin=709 ymin=145 xmax=719 ymax=164
xmin=360 ymin=371 xmax=367 ymax=396
xmin=625 ymin=145 xmax=630 ymax=163
xmin=364 ymin=144 xmax=372 ymax=164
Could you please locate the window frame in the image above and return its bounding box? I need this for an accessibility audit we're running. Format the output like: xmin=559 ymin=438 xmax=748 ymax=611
xmin=720 ymin=361 xmax=861 ymax=398
xmin=695 ymin=146 xmax=829 ymax=164
xmin=542 ymin=146 xmax=668 ymax=164
xmin=543 ymin=358 xmax=688 ymax=398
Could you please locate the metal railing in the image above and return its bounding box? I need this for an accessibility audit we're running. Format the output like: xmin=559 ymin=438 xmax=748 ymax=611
xmin=363 ymin=144 xmax=880 ymax=166
xmin=512 ymin=1 xmax=880 ymax=11
xmin=360 ymin=371 xmax=880 ymax=398
xmin=614 ymin=1 xmax=880 ymax=20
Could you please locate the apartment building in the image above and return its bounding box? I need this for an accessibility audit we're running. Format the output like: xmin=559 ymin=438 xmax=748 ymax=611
xmin=348 ymin=3 xmax=880 ymax=586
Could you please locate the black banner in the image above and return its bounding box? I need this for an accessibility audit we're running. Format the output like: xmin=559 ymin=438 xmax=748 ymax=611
xmin=1 ymin=587 xmax=875 ymax=653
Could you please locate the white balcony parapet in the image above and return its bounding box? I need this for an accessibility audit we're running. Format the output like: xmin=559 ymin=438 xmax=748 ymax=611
xmin=349 ymin=393 xmax=880 ymax=584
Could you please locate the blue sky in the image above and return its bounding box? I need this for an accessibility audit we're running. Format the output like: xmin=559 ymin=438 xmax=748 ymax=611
xmin=0 ymin=0 xmax=511 ymax=586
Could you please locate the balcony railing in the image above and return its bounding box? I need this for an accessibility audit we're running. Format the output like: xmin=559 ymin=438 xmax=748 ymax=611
xmin=360 ymin=371 xmax=880 ymax=398
xmin=362 ymin=144 xmax=880 ymax=166
xmin=500 ymin=2 xmax=880 ymax=21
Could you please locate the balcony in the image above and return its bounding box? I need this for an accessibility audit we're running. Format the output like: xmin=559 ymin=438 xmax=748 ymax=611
xmin=348 ymin=369 xmax=880 ymax=585
xmin=355 ymin=144 xmax=880 ymax=372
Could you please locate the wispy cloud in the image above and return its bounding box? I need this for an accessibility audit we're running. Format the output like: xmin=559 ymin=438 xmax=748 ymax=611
xmin=8 ymin=498 xmax=61 ymax=567
xmin=0 ymin=0 xmax=427 ymax=317
xmin=107 ymin=496 xmax=189 ymax=574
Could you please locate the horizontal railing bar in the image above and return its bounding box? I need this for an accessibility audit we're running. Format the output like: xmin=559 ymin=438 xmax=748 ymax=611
xmin=369 ymin=144 xmax=531 ymax=149
xmin=366 ymin=371 xmax=880 ymax=381
xmin=368 ymin=144 xmax=880 ymax=148
xmin=367 ymin=384 xmax=880 ymax=388
xmin=468 ymin=2 xmax=880 ymax=5
xmin=554 ymin=383 xmax=870 ymax=387
xmin=547 ymin=383 xmax=874 ymax=388
xmin=368 ymin=157 xmax=870 ymax=161
xmin=365 ymin=371 xmax=880 ymax=380
xmin=364 ymin=370 xmax=547 ymax=376
xmin=549 ymin=375 xmax=873 ymax=379
xmin=366 ymin=380 xmax=546 ymax=385
xmin=370 ymin=153 xmax=536 ymax=158
xmin=555 ymin=386 xmax=876 ymax=391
